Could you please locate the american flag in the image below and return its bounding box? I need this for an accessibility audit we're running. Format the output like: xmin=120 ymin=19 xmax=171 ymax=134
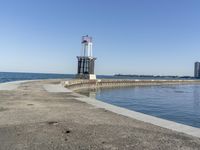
xmin=82 ymin=35 xmax=92 ymax=43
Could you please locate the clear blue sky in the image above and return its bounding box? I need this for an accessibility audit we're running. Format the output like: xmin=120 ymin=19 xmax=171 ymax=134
xmin=0 ymin=0 xmax=200 ymax=76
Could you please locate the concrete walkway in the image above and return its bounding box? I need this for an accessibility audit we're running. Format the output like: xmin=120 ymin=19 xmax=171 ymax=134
xmin=0 ymin=80 xmax=200 ymax=150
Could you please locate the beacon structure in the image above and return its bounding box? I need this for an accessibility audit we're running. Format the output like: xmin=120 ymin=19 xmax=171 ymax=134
xmin=76 ymin=35 xmax=97 ymax=80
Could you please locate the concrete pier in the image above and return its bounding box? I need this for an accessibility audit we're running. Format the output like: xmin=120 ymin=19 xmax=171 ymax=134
xmin=0 ymin=79 xmax=200 ymax=150
xmin=64 ymin=79 xmax=200 ymax=90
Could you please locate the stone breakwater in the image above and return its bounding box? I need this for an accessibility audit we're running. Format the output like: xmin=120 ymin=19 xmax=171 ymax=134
xmin=63 ymin=79 xmax=200 ymax=90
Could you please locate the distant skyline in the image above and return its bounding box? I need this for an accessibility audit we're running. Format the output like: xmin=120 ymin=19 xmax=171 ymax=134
xmin=0 ymin=0 xmax=200 ymax=76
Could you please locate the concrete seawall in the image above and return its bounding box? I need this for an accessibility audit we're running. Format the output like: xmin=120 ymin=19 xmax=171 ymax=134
xmin=64 ymin=79 xmax=200 ymax=90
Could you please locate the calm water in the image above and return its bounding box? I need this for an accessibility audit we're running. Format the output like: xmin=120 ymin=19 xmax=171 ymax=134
xmin=0 ymin=72 xmax=75 ymax=83
xmin=82 ymin=84 xmax=200 ymax=128
xmin=1 ymin=72 xmax=190 ymax=83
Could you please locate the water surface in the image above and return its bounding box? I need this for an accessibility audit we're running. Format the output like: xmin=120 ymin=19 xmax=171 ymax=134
xmin=0 ymin=72 xmax=74 ymax=83
xmin=80 ymin=84 xmax=200 ymax=128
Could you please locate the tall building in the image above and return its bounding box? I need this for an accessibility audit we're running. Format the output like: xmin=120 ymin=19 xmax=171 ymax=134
xmin=76 ymin=35 xmax=97 ymax=80
xmin=194 ymin=62 xmax=200 ymax=78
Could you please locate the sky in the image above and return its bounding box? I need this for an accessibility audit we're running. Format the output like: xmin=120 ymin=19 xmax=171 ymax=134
xmin=0 ymin=0 xmax=200 ymax=76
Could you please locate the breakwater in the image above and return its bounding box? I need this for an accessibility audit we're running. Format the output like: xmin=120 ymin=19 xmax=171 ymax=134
xmin=63 ymin=79 xmax=200 ymax=90
xmin=1 ymin=80 xmax=200 ymax=148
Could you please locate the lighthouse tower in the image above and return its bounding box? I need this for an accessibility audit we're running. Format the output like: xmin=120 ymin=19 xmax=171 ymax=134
xmin=76 ymin=35 xmax=97 ymax=80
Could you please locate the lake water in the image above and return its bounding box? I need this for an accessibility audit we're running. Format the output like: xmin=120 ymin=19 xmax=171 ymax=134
xmin=0 ymin=72 xmax=194 ymax=83
xmin=0 ymin=72 xmax=151 ymax=83
xmin=81 ymin=84 xmax=200 ymax=128
xmin=0 ymin=72 xmax=74 ymax=83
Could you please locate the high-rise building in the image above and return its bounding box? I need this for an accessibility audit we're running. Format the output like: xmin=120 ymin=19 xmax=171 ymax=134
xmin=194 ymin=62 xmax=200 ymax=78
xmin=76 ymin=35 xmax=97 ymax=80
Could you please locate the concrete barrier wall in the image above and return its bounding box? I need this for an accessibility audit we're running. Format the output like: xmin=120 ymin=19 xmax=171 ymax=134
xmin=63 ymin=79 xmax=200 ymax=91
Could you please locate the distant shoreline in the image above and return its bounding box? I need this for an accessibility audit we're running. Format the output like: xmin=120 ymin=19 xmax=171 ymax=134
xmin=114 ymin=74 xmax=196 ymax=79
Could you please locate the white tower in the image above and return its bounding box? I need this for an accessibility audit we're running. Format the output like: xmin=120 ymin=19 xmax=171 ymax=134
xmin=82 ymin=35 xmax=93 ymax=57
